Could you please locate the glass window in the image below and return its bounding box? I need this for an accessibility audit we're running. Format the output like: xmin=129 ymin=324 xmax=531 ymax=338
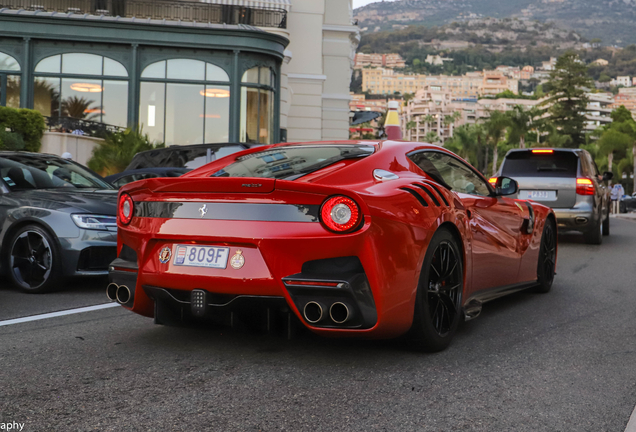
xmin=104 ymin=58 xmax=128 ymax=77
xmin=501 ymin=151 xmax=578 ymax=178
xmin=409 ymin=151 xmax=490 ymax=196
xmin=167 ymin=59 xmax=205 ymax=81
xmin=0 ymin=52 xmax=20 ymax=71
xmin=140 ymin=82 xmax=166 ymax=143
xmin=242 ymin=67 xmax=259 ymax=84
xmin=207 ymin=63 xmax=229 ymax=82
xmin=165 ymin=83 xmax=204 ymax=145
xmin=61 ymin=78 xmax=102 ymax=119
xmin=240 ymin=87 xmax=258 ymax=143
xmin=102 ymin=80 xmax=129 ymax=127
xmin=6 ymin=76 xmax=20 ymax=109
xmin=62 ymin=53 xmax=103 ymax=75
xmin=259 ymin=67 xmax=271 ymax=86
xmin=34 ymin=54 xmax=128 ymax=127
xmin=35 ymin=55 xmax=61 ymax=73
xmin=140 ymin=59 xmax=231 ymax=145
xmin=34 ymin=78 xmax=61 ymax=117
xmin=141 ymin=61 xmax=166 ymax=79
xmin=204 ymin=85 xmax=230 ymax=143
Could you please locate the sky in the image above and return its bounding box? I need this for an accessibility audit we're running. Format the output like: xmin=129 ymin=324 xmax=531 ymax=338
xmin=352 ymin=0 xmax=398 ymax=9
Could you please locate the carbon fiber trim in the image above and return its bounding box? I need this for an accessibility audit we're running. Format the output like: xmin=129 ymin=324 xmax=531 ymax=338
xmin=134 ymin=201 xmax=320 ymax=222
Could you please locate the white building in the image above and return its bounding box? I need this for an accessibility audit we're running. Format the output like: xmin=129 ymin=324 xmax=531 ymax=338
xmin=268 ymin=0 xmax=360 ymax=142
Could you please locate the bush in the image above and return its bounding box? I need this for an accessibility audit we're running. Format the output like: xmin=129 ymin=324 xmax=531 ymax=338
xmin=0 ymin=130 xmax=26 ymax=151
xmin=0 ymin=106 xmax=46 ymax=152
xmin=88 ymin=129 xmax=163 ymax=176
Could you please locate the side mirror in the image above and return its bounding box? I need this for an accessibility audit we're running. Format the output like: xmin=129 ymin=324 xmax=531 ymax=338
xmin=603 ymin=171 xmax=614 ymax=181
xmin=492 ymin=176 xmax=518 ymax=196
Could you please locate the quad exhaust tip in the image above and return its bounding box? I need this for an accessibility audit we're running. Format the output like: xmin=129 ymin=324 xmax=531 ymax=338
xmin=106 ymin=283 xmax=119 ymax=302
xmin=303 ymin=301 xmax=324 ymax=324
xmin=116 ymin=285 xmax=131 ymax=304
xmin=329 ymin=302 xmax=350 ymax=324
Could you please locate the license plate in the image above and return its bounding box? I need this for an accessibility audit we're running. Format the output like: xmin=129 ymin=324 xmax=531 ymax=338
xmin=173 ymin=245 xmax=230 ymax=268
xmin=521 ymin=190 xmax=556 ymax=200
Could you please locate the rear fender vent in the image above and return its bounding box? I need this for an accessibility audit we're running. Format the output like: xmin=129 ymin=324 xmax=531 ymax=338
xmin=399 ymin=187 xmax=429 ymax=208
xmin=417 ymin=182 xmax=450 ymax=207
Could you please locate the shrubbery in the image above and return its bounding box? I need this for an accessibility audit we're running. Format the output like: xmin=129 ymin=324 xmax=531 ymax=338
xmin=0 ymin=106 xmax=46 ymax=152
xmin=88 ymin=128 xmax=164 ymax=176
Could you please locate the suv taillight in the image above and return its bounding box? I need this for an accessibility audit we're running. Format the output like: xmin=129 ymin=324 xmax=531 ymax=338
xmin=576 ymin=178 xmax=595 ymax=196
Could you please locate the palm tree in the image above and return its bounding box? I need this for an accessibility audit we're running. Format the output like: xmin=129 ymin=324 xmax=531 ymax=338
xmin=405 ymin=120 xmax=417 ymax=140
xmin=506 ymin=105 xmax=538 ymax=149
xmin=484 ymin=110 xmax=510 ymax=176
xmin=423 ymin=114 xmax=434 ymax=135
xmin=61 ymin=96 xmax=100 ymax=121
xmin=88 ymin=128 xmax=160 ymax=176
xmin=424 ymin=130 xmax=439 ymax=145
xmin=597 ymin=129 xmax=631 ymax=175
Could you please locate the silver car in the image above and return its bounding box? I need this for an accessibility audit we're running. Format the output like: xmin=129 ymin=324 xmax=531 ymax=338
xmin=498 ymin=148 xmax=612 ymax=244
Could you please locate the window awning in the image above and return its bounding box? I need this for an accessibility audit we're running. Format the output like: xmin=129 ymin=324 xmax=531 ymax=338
xmin=210 ymin=0 xmax=292 ymax=12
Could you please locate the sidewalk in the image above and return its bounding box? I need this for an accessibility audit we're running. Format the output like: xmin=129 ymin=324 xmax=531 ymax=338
xmin=613 ymin=212 xmax=636 ymax=221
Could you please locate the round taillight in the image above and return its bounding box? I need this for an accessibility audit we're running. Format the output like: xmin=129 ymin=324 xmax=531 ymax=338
xmin=320 ymin=196 xmax=361 ymax=233
xmin=118 ymin=193 xmax=134 ymax=225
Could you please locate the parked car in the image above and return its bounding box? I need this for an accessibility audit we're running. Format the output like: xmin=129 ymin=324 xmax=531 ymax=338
xmin=0 ymin=152 xmax=117 ymax=292
xmin=498 ymin=148 xmax=612 ymax=244
xmin=620 ymin=193 xmax=636 ymax=213
xmin=105 ymin=168 xmax=190 ymax=188
xmin=106 ymin=143 xmax=252 ymax=188
xmin=109 ymin=141 xmax=556 ymax=352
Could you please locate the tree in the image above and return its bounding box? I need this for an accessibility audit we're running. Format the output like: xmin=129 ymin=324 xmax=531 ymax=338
xmin=484 ymin=110 xmax=510 ymax=176
xmin=405 ymin=120 xmax=417 ymax=140
xmin=506 ymin=105 xmax=539 ymax=149
xmin=424 ymin=131 xmax=439 ymax=145
xmin=61 ymin=96 xmax=100 ymax=121
xmin=541 ymin=52 xmax=593 ymax=148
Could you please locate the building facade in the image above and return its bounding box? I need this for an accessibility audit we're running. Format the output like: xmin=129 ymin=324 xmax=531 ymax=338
xmin=0 ymin=5 xmax=289 ymax=146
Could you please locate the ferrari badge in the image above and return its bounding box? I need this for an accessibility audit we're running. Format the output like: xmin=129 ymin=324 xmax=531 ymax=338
xmin=159 ymin=247 xmax=172 ymax=264
xmin=230 ymin=249 xmax=245 ymax=269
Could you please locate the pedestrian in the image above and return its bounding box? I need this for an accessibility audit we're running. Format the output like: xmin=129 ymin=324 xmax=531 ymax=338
xmin=61 ymin=152 xmax=73 ymax=160
xmin=611 ymin=182 xmax=625 ymax=214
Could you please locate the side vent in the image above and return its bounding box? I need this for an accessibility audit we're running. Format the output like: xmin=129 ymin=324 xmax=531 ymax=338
xmin=412 ymin=183 xmax=441 ymax=207
xmin=399 ymin=187 xmax=429 ymax=207
xmin=423 ymin=182 xmax=450 ymax=206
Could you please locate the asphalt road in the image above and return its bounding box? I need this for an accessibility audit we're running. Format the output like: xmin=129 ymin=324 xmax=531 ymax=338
xmin=1 ymin=218 xmax=635 ymax=431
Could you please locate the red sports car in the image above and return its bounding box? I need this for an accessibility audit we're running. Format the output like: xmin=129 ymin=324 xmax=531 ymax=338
xmin=108 ymin=141 xmax=557 ymax=352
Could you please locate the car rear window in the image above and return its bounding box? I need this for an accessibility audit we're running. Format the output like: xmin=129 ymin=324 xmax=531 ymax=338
xmin=211 ymin=145 xmax=375 ymax=180
xmin=501 ymin=151 xmax=579 ymax=178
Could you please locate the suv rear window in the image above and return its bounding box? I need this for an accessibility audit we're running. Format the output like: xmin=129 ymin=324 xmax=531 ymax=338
xmin=211 ymin=145 xmax=375 ymax=180
xmin=501 ymin=151 xmax=578 ymax=178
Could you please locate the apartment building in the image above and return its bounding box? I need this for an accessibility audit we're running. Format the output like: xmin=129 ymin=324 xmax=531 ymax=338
xmin=362 ymin=68 xmax=518 ymax=99
xmin=355 ymin=53 xmax=405 ymax=69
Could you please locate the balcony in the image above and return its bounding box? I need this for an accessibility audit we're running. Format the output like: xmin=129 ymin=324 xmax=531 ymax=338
xmin=0 ymin=0 xmax=288 ymax=28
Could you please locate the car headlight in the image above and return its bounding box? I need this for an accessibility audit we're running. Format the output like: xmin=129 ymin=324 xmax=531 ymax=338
xmin=71 ymin=214 xmax=117 ymax=230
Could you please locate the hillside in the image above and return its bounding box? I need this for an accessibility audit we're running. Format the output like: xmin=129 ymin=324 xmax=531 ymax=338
xmin=355 ymin=0 xmax=636 ymax=46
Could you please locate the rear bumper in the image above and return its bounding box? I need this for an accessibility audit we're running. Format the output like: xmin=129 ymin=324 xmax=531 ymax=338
xmin=553 ymin=206 xmax=597 ymax=232
xmin=112 ymin=215 xmax=426 ymax=339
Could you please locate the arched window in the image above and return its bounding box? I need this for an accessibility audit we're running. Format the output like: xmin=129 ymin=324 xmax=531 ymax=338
xmin=34 ymin=53 xmax=129 ymax=127
xmin=0 ymin=52 xmax=21 ymax=109
xmin=240 ymin=67 xmax=275 ymax=144
xmin=139 ymin=59 xmax=230 ymax=145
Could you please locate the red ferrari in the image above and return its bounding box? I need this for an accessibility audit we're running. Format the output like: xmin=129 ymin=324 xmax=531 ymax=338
xmin=108 ymin=141 xmax=557 ymax=352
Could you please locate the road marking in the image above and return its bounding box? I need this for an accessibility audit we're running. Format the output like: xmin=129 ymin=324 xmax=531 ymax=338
xmin=626 ymin=404 xmax=636 ymax=432
xmin=0 ymin=303 xmax=121 ymax=327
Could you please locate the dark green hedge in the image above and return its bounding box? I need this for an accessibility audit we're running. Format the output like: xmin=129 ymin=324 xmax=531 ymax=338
xmin=0 ymin=106 xmax=46 ymax=152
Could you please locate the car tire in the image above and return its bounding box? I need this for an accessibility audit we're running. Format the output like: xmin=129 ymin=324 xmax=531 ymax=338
xmin=584 ymin=217 xmax=603 ymax=245
xmin=407 ymin=228 xmax=463 ymax=353
xmin=535 ymin=218 xmax=557 ymax=294
xmin=602 ymin=206 xmax=610 ymax=236
xmin=6 ymin=224 xmax=62 ymax=293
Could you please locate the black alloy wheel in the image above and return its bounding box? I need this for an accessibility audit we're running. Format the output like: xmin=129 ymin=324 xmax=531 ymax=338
xmin=535 ymin=218 xmax=557 ymax=294
xmin=8 ymin=225 xmax=61 ymax=293
xmin=408 ymin=228 xmax=463 ymax=352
